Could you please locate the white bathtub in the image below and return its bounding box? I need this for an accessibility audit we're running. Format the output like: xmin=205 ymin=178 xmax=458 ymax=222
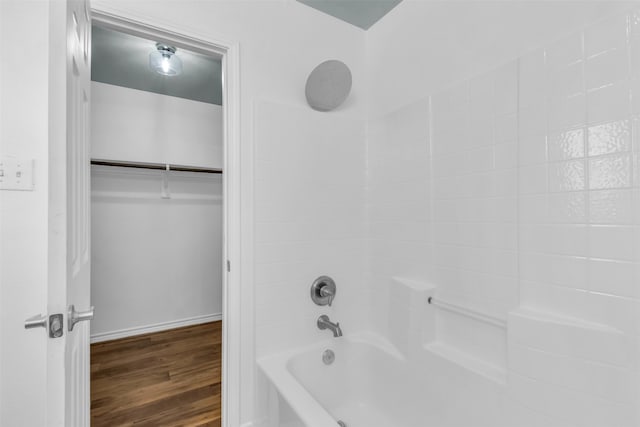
xmin=258 ymin=332 xmax=445 ymax=427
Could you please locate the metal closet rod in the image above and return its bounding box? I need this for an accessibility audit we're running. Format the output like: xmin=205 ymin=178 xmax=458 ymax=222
xmin=90 ymin=159 xmax=223 ymax=174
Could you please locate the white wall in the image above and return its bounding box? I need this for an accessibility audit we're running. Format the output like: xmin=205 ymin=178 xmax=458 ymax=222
xmin=366 ymin=0 xmax=637 ymax=117
xmin=90 ymin=1 xmax=367 ymax=424
xmin=0 ymin=2 xmax=50 ymax=426
xmin=91 ymin=81 xmax=223 ymax=168
xmin=365 ymin=4 xmax=640 ymax=426
xmin=90 ymin=82 xmax=223 ymax=340
xmin=90 ymin=168 xmax=223 ymax=340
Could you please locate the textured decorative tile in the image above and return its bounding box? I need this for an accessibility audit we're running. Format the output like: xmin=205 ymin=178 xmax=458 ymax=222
xmin=548 ymin=128 xmax=585 ymax=161
xmin=588 ymin=120 xmax=631 ymax=156
xmin=549 ymin=160 xmax=586 ymax=192
xmin=588 ymin=154 xmax=632 ymax=189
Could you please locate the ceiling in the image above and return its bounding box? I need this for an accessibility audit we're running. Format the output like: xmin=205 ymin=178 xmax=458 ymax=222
xmin=297 ymin=0 xmax=402 ymax=30
xmin=91 ymin=25 xmax=223 ymax=105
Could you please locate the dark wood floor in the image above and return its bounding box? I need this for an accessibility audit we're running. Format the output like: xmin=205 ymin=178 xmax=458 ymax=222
xmin=90 ymin=321 xmax=222 ymax=427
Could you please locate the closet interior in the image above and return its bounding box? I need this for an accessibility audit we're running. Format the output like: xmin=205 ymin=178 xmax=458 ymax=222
xmin=88 ymin=24 xmax=224 ymax=425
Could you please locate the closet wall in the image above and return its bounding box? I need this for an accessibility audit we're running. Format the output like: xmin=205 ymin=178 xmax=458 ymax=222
xmin=90 ymin=81 xmax=223 ymax=342
xmin=91 ymin=82 xmax=223 ymax=168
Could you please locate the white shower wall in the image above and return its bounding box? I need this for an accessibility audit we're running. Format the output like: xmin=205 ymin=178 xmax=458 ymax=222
xmin=252 ymin=101 xmax=367 ymax=424
xmin=512 ymin=13 xmax=640 ymax=423
xmin=430 ymin=59 xmax=519 ymax=373
xmin=366 ymin=98 xmax=433 ymax=352
xmin=366 ymin=8 xmax=640 ymax=427
xmin=254 ymin=101 xmax=367 ymax=358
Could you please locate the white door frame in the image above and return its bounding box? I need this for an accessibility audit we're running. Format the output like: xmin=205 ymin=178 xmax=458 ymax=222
xmin=90 ymin=8 xmax=242 ymax=427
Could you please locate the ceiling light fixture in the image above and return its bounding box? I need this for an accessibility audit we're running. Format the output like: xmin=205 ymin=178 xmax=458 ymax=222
xmin=149 ymin=43 xmax=183 ymax=76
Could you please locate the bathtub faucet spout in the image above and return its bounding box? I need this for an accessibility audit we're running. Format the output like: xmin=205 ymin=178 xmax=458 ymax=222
xmin=317 ymin=315 xmax=343 ymax=338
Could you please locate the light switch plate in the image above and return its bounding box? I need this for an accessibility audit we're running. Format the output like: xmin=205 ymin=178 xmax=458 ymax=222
xmin=0 ymin=156 xmax=34 ymax=191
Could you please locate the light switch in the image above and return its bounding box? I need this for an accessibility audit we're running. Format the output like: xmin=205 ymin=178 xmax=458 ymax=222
xmin=0 ymin=156 xmax=34 ymax=191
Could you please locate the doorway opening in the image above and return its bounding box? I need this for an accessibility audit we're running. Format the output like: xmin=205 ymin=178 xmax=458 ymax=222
xmin=87 ymin=15 xmax=231 ymax=426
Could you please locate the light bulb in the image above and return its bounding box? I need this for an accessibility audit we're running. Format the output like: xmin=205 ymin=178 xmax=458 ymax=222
xmin=161 ymin=56 xmax=171 ymax=74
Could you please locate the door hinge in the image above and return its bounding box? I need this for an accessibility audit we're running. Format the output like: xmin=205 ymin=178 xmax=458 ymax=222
xmin=227 ymin=260 xmax=231 ymax=272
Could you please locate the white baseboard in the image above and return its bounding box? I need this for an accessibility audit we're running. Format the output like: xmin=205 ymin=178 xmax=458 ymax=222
xmin=90 ymin=312 xmax=222 ymax=343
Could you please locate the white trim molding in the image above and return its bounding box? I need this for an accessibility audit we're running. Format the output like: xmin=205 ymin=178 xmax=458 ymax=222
xmin=90 ymin=313 xmax=223 ymax=344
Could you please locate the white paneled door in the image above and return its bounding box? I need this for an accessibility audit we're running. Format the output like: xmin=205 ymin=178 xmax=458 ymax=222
xmin=47 ymin=0 xmax=93 ymax=425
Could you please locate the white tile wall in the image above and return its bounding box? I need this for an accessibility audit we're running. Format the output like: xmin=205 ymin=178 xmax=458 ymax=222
xmin=366 ymin=99 xmax=432 ymax=338
xmin=429 ymin=60 xmax=519 ymax=371
xmin=515 ymin=11 xmax=639 ymax=424
xmin=252 ymin=7 xmax=640 ymax=426
xmin=254 ymin=101 xmax=367 ymax=357
xmin=365 ymin=7 xmax=640 ymax=426
xmin=509 ymin=372 xmax=636 ymax=427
